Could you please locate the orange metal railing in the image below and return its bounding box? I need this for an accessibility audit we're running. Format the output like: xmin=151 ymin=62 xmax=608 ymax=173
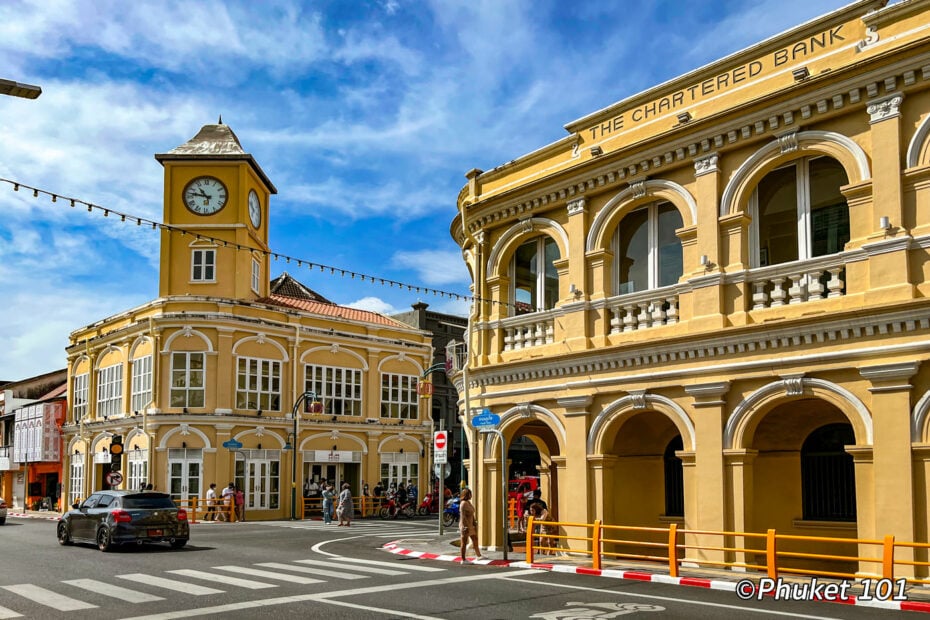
xmin=524 ymin=518 xmax=930 ymax=584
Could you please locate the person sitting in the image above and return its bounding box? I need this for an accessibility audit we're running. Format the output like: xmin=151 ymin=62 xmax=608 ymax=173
xmin=396 ymin=483 xmax=408 ymax=507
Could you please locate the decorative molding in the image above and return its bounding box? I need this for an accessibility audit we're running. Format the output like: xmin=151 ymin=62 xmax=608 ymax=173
xmin=485 ymin=217 xmax=570 ymax=279
xmin=777 ymin=130 xmax=799 ymax=154
xmin=587 ymin=392 xmax=696 ymax=453
xmin=629 ymin=389 xmax=647 ymax=409
xmin=694 ymin=153 xmax=719 ymax=176
xmin=684 ymin=381 xmax=730 ymax=403
xmin=866 ymin=93 xmax=903 ymax=124
xmin=781 ymin=373 xmax=806 ymax=396
xmin=630 ymin=180 xmax=647 ymax=199
xmin=567 ymin=198 xmax=586 ymax=216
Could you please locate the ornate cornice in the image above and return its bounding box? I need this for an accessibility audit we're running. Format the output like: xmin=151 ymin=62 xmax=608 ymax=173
xmin=867 ymin=92 xmax=904 ymax=123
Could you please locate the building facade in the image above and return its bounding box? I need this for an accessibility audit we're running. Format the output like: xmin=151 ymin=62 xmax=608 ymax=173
xmin=62 ymin=122 xmax=432 ymax=519
xmin=451 ymin=0 xmax=930 ymax=574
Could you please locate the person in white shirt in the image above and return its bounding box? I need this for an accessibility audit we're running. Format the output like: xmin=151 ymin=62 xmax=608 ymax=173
xmin=220 ymin=482 xmax=235 ymax=521
xmin=205 ymin=483 xmax=218 ymax=521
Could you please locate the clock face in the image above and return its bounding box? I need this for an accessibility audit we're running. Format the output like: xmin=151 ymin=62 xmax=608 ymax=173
xmin=183 ymin=176 xmax=228 ymax=215
xmin=248 ymin=190 xmax=262 ymax=228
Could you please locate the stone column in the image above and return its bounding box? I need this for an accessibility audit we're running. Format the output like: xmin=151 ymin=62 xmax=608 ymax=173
xmin=859 ymin=361 xmax=918 ymax=576
xmin=724 ymin=449 xmax=758 ymax=570
xmin=557 ymin=395 xmax=592 ymax=526
xmin=685 ymin=381 xmax=730 ymax=564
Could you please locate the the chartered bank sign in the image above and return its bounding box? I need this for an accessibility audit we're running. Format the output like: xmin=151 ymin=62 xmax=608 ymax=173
xmin=585 ymin=25 xmax=849 ymax=141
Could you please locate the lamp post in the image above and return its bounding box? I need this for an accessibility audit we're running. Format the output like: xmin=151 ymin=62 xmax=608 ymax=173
xmin=0 ymin=79 xmax=42 ymax=99
xmin=285 ymin=391 xmax=318 ymax=520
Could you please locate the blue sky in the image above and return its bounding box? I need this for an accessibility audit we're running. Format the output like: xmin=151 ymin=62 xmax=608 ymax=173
xmin=0 ymin=0 xmax=850 ymax=380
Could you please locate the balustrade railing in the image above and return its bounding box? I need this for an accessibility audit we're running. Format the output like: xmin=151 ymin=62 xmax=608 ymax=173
xmin=501 ymin=312 xmax=556 ymax=351
xmin=605 ymin=285 xmax=682 ymax=334
xmin=748 ymin=255 xmax=848 ymax=310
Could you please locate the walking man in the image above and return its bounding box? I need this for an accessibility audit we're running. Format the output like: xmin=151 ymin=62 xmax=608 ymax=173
xmin=205 ymin=483 xmax=218 ymax=521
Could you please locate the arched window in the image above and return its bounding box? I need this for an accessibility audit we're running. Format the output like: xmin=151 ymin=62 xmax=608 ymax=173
xmin=801 ymin=423 xmax=856 ymax=522
xmin=613 ymin=202 xmax=683 ymax=295
xmin=511 ymin=236 xmax=559 ymax=315
xmin=663 ymin=435 xmax=684 ymax=517
xmin=752 ymin=157 xmax=849 ymax=267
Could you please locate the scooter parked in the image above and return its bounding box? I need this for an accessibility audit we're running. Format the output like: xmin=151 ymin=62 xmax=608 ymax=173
xmin=417 ymin=490 xmax=440 ymax=516
xmin=441 ymin=495 xmax=460 ymax=527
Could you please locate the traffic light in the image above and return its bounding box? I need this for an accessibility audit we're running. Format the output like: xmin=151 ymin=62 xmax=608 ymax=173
xmin=110 ymin=434 xmax=123 ymax=471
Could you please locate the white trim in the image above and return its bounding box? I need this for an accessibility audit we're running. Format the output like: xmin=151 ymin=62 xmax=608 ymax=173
xmin=233 ymin=429 xmax=286 ymax=449
xmin=377 ymin=433 xmax=424 ymax=453
xmin=231 ymin=335 xmax=289 ymax=361
xmin=159 ymin=425 xmax=213 ymax=449
xmin=587 ymin=393 xmax=696 ymax=454
xmin=906 ymin=112 xmax=930 ymax=168
xmin=300 ymin=345 xmax=369 ymax=370
xmin=912 ymin=389 xmax=930 ymax=443
xmin=483 ymin=404 xmax=567 ymax=458
xmin=161 ymin=328 xmax=215 ymax=353
xmin=302 ymin=431 xmax=368 ymax=454
xmin=377 ymin=354 xmax=424 ymax=374
xmin=92 ymin=345 xmax=123 ymax=370
xmin=485 ymin=217 xmax=570 ymax=279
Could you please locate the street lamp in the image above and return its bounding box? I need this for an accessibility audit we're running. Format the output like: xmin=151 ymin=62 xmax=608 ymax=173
xmin=0 ymin=79 xmax=42 ymax=99
xmin=284 ymin=391 xmax=321 ymax=520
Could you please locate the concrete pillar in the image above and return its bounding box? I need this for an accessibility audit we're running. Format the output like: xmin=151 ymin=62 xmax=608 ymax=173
xmin=557 ymin=395 xmax=592 ymax=525
xmin=859 ymin=361 xmax=919 ymax=576
xmin=724 ymin=449 xmax=758 ymax=570
xmin=215 ymin=328 xmax=234 ymax=412
xmin=685 ymin=381 xmax=730 ymax=564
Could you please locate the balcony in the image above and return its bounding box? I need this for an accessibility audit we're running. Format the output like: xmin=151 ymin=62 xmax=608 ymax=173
xmin=605 ymin=283 xmax=683 ymax=333
xmin=746 ymin=253 xmax=848 ymax=310
xmin=501 ymin=310 xmax=556 ymax=351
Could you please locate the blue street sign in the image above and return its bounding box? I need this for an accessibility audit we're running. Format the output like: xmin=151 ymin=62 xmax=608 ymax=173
xmin=222 ymin=439 xmax=243 ymax=450
xmin=471 ymin=409 xmax=501 ymax=429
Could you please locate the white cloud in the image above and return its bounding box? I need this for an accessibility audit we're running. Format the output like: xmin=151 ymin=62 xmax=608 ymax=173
xmin=392 ymin=248 xmax=470 ymax=286
xmin=346 ymin=296 xmax=399 ymax=315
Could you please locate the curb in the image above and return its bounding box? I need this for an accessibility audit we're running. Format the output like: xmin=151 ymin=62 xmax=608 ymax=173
xmin=381 ymin=542 xmax=930 ymax=614
xmin=6 ymin=512 xmax=60 ymax=521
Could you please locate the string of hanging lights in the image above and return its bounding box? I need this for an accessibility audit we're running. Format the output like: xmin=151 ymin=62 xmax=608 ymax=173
xmin=0 ymin=177 xmax=510 ymax=308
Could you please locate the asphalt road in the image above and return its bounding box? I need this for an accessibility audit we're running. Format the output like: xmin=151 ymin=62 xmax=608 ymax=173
xmin=0 ymin=516 xmax=911 ymax=619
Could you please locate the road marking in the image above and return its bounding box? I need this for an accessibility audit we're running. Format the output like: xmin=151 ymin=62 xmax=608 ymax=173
xmin=1 ymin=584 xmax=96 ymax=611
xmin=63 ymin=579 xmax=165 ymax=602
xmin=211 ymin=566 xmax=324 ymax=585
xmin=255 ymin=562 xmax=367 ymax=580
xmin=167 ymin=570 xmax=278 ymax=589
xmin=335 ymin=557 xmax=446 ymax=572
xmin=0 ymin=605 xmax=22 ymax=619
xmin=120 ymin=569 xmax=541 ymax=620
xmin=294 ymin=559 xmax=410 ymax=576
xmin=503 ymin=576 xmax=846 ymax=619
xmin=117 ymin=574 xmax=224 ymax=596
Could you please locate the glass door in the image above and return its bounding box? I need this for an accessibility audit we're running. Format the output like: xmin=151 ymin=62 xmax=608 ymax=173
xmin=239 ymin=456 xmax=281 ymax=510
xmin=167 ymin=448 xmax=202 ymax=501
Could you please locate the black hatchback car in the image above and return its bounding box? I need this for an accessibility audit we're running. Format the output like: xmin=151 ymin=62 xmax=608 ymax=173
xmin=57 ymin=490 xmax=189 ymax=551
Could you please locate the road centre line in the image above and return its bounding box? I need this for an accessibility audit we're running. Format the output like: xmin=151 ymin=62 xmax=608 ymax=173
xmin=502 ymin=576 xmax=848 ymax=620
xmin=120 ymin=569 xmax=542 ymax=620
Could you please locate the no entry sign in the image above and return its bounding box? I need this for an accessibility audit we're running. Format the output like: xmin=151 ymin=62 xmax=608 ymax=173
xmin=434 ymin=430 xmax=448 ymax=464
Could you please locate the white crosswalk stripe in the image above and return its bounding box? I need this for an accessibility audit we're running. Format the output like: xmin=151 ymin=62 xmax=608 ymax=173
xmin=166 ymin=569 xmax=278 ymax=589
xmin=117 ymin=574 xmax=224 ymax=595
xmin=63 ymin=579 xmax=165 ymax=602
xmin=294 ymin=559 xmax=410 ymax=576
xmin=336 ymin=556 xmax=447 ymax=572
xmin=211 ymin=566 xmax=325 ymax=584
xmin=255 ymin=562 xmax=367 ymax=579
xmin=0 ymin=605 xmax=21 ymax=619
xmin=1 ymin=584 xmax=97 ymax=611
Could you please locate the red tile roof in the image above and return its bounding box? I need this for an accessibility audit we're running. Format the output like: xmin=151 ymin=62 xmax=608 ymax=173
xmin=258 ymin=294 xmax=408 ymax=328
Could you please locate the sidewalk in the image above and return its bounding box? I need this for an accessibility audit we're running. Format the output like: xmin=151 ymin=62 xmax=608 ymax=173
xmin=381 ymin=529 xmax=930 ymax=615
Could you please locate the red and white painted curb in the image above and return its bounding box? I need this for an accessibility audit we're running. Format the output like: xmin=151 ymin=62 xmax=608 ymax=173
xmin=382 ymin=542 xmax=930 ymax=614
xmin=6 ymin=512 xmax=60 ymax=521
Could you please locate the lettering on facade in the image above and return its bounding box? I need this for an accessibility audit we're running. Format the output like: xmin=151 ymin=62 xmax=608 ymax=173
xmin=587 ymin=25 xmax=846 ymax=141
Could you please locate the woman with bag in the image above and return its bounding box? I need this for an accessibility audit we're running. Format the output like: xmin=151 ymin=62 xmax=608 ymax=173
xmin=336 ymin=483 xmax=354 ymax=526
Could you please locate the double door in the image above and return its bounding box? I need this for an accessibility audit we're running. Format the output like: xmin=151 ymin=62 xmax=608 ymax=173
xmin=237 ymin=456 xmax=280 ymax=510
xmin=168 ymin=450 xmax=202 ymax=502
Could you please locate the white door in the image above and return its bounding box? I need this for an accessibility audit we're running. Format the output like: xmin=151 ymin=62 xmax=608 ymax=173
xmin=168 ymin=449 xmax=202 ymax=501
xmin=241 ymin=457 xmax=281 ymax=510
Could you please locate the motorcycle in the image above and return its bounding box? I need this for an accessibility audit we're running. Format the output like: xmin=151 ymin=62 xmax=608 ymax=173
xmin=441 ymin=496 xmax=460 ymax=527
xmin=417 ymin=490 xmax=440 ymax=516
xmin=378 ymin=491 xmax=415 ymax=520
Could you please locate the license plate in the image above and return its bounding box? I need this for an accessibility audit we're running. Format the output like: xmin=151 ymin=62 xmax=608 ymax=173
xmin=148 ymin=529 xmax=163 ymax=537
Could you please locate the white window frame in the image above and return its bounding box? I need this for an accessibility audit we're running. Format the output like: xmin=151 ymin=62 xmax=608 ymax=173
xmin=170 ymin=352 xmax=205 ymax=408
xmin=380 ymin=373 xmax=418 ymax=419
xmin=191 ymin=249 xmax=216 ymax=282
xmin=611 ymin=202 xmax=682 ymax=295
xmin=69 ymin=453 xmax=84 ymax=506
xmin=130 ymin=355 xmax=152 ymax=413
xmin=304 ymin=364 xmax=363 ymax=416
xmin=510 ymin=236 xmax=559 ymax=315
xmin=236 ymin=357 xmax=282 ymax=412
xmin=748 ymin=157 xmax=848 ymax=268
xmin=128 ymin=450 xmax=148 ymax=492
xmin=96 ymin=364 xmax=123 ymax=419
xmin=251 ymin=258 xmax=260 ymax=294
xmin=72 ymin=372 xmax=89 ymax=423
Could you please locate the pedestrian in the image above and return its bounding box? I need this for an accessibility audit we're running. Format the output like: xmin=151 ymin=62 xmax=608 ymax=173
xmin=373 ymin=481 xmax=383 ymax=498
xmin=144 ymin=483 xmax=154 ymax=491
xmin=321 ymin=484 xmax=335 ymax=524
xmin=304 ymin=478 xmax=319 ymax=499
xmin=205 ymin=483 xmax=218 ymax=521
xmin=529 ymin=501 xmax=552 ymax=554
xmin=459 ymin=488 xmax=482 ymax=562
xmin=234 ymin=485 xmax=245 ymax=522
xmin=336 ymin=482 xmax=354 ymax=526
xmin=407 ymin=479 xmax=418 ymax=504
xmin=362 ymin=481 xmax=370 ymax=496
xmin=220 ymin=482 xmax=235 ymax=522
xmin=522 ymin=489 xmax=547 ymax=533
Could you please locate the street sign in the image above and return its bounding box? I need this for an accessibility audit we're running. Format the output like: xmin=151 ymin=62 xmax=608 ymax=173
xmin=434 ymin=431 xmax=448 ymax=464
xmin=106 ymin=471 xmax=123 ymax=487
xmin=222 ymin=439 xmax=243 ymax=450
xmin=471 ymin=409 xmax=501 ymax=429
xmin=417 ymin=381 xmax=434 ymax=397
xmin=434 ymin=463 xmax=451 ymax=479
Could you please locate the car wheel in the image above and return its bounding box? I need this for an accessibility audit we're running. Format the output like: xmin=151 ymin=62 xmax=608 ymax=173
xmin=97 ymin=527 xmax=114 ymax=552
xmin=57 ymin=522 xmax=72 ymax=545
xmin=170 ymin=539 xmax=188 ymax=549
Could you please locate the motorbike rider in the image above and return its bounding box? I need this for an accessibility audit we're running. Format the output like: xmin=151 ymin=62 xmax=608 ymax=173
xmin=396 ymin=482 xmax=409 ymax=508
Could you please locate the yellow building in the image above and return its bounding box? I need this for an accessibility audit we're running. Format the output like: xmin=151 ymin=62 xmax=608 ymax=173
xmin=451 ymin=0 xmax=930 ymax=574
xmin=62 ymin=121 xmax=432 ymax=520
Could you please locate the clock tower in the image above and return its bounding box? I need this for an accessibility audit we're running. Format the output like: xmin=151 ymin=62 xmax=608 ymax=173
xmin=154 ymin=120 xmax=277 ymax=300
